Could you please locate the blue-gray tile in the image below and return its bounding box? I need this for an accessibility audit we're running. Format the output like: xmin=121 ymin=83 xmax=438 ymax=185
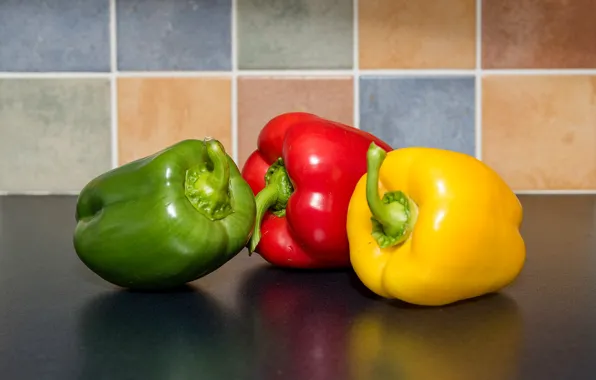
xmin=117 ymin=0 xmax=232 ymax=71
xmin=0 ymin=79 xmax=112 ymax=192
xmin=360 ymin=76 xmax=476 ymax=156
xmin=237 ymin=0 xmax=353 ymax=69
xmin=0 ymin=0 xmax=110 ymax=72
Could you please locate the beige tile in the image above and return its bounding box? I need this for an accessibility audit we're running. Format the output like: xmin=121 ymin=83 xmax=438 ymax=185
xmin=359 ymin=0 xmax=476 ymax=69
xmin=236 ymin=77 xmax=354 ymax=168
xmin=117 ymin=77 xmax=232 ymax=165
xmin=482 ymin=76 xmax=596 ymax=190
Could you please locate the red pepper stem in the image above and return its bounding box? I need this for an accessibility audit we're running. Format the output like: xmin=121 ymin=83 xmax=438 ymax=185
xmin=249 ymin=185 xmax=279 ymax=253
xmin=365 ymin=142 xmax=418 ymax=248
xmin=248 ymin=159 xmax=294 ymax=253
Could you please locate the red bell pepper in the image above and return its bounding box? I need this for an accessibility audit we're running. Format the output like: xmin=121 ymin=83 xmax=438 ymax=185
xmin=241 ymin=112 xmax=392 ymax=268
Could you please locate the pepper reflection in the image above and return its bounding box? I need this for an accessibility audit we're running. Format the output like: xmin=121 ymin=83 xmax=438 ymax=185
xmin=240 ymin=267 xmax=364 ymax=380
xmin=77 ymin=288 xmax=247 ymax=380
xmin=349 ymin=294 xmax=523 ymax=380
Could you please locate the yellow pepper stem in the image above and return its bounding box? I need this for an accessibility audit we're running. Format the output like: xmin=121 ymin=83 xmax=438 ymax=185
xmin=366 ymin=143 xmax=419 ymax=248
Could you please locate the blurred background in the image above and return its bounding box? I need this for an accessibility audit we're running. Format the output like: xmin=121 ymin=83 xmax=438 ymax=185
xmin=0 ymin=0 xmax=595 ymax=194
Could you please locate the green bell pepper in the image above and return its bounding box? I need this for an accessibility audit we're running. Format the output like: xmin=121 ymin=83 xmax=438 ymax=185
xmin=73 ymin=138 xmax=256 ymax=290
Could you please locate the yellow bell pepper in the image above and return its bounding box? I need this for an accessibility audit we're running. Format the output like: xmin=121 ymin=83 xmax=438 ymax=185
xmin=346 ymin=143 xmax=526 ymax=306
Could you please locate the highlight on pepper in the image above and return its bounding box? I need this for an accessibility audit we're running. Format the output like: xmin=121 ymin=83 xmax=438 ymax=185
xmin=241 ymin=111 xmax=393 ymax=269
xmin=346 ymin=142 xmax=526 ymax=306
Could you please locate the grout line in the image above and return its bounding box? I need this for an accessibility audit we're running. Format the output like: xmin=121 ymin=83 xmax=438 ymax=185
xmin=237 ymin=70 xmax=354 ymax=77
xmin=514 ymin=190 xmax=596 ymax=195
xmin=483 ymin=69 xmax=596 ymax=76
xmin=360 ymin=69 xmax=476 ymax=77
xmin=110 ymin=0 xmax=117 ymax=73
xmin=352 ymin=0 xmax=360 ymax=129
xmin=118 ymin=71 xmax=232 ymax=78
xmin=3 ymin=68 xmax=596 ymax=80
xmin=475 ymin=0 xmax=482 ymax=161
xmin=109 ymin=0 xmax=118 ymax=169
xmin=231 ymin=0 xmax=238 ymax=163
xmin=0 ymin=72 xmax=110 ymax=78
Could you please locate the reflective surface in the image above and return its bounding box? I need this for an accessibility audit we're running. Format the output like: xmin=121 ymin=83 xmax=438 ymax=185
xmin=0 ymin=195 xmax=595 ymax=379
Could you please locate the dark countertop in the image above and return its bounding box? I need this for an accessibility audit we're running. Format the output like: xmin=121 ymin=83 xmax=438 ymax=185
xmin=0 ymin=195 xmax=595 ymax=380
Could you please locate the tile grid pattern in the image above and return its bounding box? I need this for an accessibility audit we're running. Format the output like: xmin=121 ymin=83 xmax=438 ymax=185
xmin=352 ymin=0 xmax=360 ymax=138
xmin=1 ymin=0 xmax=596 ymax=194
xmin=231 ymin=0 xmax=238 ymax=167
xmin=475 ymin=0 xmax=482 ymax=161
xmin=110 ymin=0 xmax=118 ymax=169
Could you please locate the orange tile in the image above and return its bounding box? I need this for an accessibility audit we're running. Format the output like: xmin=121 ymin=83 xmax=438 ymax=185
xmin=237 ymin=76 xmax=354 ymax=168
xmin=482 ymin=76 xmax=596 ymax=190
xmin=359 ymin=0 xmax=476 ymax=69
xmin=483 ymin=0 xmax=596 ymax=69
xmin=117 ymin=77 xmax=232 ymax=165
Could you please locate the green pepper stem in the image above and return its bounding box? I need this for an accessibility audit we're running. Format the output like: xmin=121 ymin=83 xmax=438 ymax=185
xmin=205 ymin=139 xmax=230 ymax=194
xmin=184 ymin=139 xmax=233 ymax=221
xmin=248 ymin=159 xmax=294 ymax=253
xmin=366 ymin=142 xmax=418 ymax=248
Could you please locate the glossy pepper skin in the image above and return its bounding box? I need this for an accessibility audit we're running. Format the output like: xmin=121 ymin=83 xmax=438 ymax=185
xmin=242 ymin=112 xmax=392 ymax=268
xmin=347 ymin=143 xmax=526 ymax=306
xmin=73 ymin=139 xmax=256 ymax=290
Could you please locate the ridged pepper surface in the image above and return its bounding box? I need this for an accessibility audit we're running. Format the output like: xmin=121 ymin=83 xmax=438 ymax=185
xmin=347 ymin=143 xmax=526 ymax=306
xmin=242 ymin=112 xmax=392 ymax=268
xmin=74 ymin=139 xmax=256 ymax=290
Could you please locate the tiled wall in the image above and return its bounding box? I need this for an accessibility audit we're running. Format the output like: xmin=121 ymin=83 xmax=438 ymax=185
xmin=1 ymin=0 xmax=595 ymax=194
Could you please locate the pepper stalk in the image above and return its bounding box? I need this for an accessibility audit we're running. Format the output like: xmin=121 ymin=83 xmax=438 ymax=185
xmin=184 ymin=138 xmax=234 ymax=221
xmin=248 ymin=158 xmax=294 ymax=253
xmin=366 ymin=142 xmax=419 ymax=248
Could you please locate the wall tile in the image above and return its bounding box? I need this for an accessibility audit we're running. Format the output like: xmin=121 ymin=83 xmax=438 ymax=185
xmin=117 ymin=77 xmax=232 ymax=165
xmin=0 ymin=79 xmax=111 ymax=192
xmin=117 ymin=0 xmax=232 ymax=71
xmin=482 ymin=76 xmax=596 ymax=190
xmin=360 ymin=76 xmax=475 ymax=155
xmin=359 ymin=0 xmax=476 ymax=69
xmin=483 ymin=0 xmax=596 ymax=69
xmin=237 ymin=0 xmax=353 ymax=69
xmin=237 ymin=77 xmax=354 ymax=167
xmin=0 ymin=0 xmax=109 ymax=72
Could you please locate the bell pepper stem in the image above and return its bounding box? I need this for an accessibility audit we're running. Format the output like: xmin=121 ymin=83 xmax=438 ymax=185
xmin=205 ymin=138 xmax=230 ymax=194
xmin=184 ymin=138 xmax=233 ymax=221
xmin=366 ymin=142 xmax=418 ymax=248
xmin=248 ymin=185 xmax=278 ymax=253
xmin=248 ymin=158 xmax=294 ymax=253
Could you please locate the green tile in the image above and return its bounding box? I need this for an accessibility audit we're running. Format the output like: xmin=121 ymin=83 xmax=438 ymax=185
xmin=0 ymin=79 xmax=111 ymax=192
xmin=237 ymin=0 xmax=353 ymax=69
